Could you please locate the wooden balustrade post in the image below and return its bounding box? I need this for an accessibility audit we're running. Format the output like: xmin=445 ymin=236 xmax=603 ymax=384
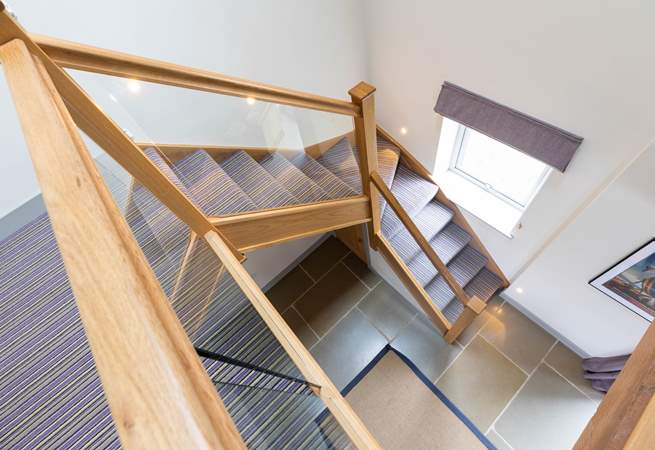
xmin=444 ymin=296 xmax=486 ymax=344
xmin=0 ymin=37 xmax=245 ymax=449
xmin=349 ymin=82 xmax=381 ymax=250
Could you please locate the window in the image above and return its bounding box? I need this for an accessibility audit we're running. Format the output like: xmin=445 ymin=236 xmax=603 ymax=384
xmin=451 ymin=126 xmax=551 ymax=208
xmin=434 ymin=119 xmax=551 ymax=237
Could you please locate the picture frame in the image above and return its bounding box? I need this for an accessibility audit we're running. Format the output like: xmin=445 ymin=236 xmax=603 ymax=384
xmin=590 ymin=239 xmax=655 ymax=322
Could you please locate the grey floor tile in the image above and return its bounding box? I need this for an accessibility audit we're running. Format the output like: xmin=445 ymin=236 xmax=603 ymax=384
xmin=436 ymin=336 xmax=526 ymax=431
xmin=486 ymin=429 xmax=513 ymax=450
xmin=457 ymin=296 xmax=503 ymax=346
xmin=495 ymin=364 xmax=598 ymax=450
xmin=342 ymin=252 xmax=381 ymax=289
xmin=480 ymin=303 xmax=556 ymax=373
xmin=265 ymin=266 xmax=313 ymax=312
xmin=295 ymin=263 xmax=369 ymax=337
xmin=359 ymin=282 xmax=417 ymax=341
xmin=311 ymin=309 xmax=387 ymax=390
xmin=545 ymin=342 xmax=604 ymax=402
xmin=282 ymin=307 xmax=318 ymax=349
xmin=300 ymin=236 xmax=349 ymax=280
xmin=392 ymin=314 xmax=462 ymax=381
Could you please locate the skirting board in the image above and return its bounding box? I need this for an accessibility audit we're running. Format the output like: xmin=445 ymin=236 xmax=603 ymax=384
xmin=500 ymin=291 xmax=590 ymax=358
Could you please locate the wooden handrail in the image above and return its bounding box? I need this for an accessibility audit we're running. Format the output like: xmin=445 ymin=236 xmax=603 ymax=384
xmin=350 ymin=82 xmax=381 ymax=249
xmin=0 ymin=36 xmax=245 ymax=449
xmin=375 ymin=233 xmax=451 ymax=333
xmin=31 ymin=34 xmax=362 ymax=117
xmin=0 ymin=11 xmax=242 ymax=261
xmin=209 ymin=195 xmax=371 ymax=252
xmin=370 ymin=171 xmax=472 ymax=308
xmin=625 ymin=394 xmax=655 ymax=449
xmin=203 ymin=230 xmax=382 ymax=450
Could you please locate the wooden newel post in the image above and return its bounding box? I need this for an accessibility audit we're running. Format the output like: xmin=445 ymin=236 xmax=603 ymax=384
xmin=349 ymin=82 xmax=381 ymax=250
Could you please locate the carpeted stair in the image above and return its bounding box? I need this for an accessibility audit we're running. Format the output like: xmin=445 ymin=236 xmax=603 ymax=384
xmin=0 ymin=129 xmax=502 ymax=447
xmin=380 ymin=156 xmax=504 ymax=324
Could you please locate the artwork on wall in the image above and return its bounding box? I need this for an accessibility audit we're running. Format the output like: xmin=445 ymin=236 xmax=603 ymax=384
xmin=590 ymin=239 xmax=655 ymax=321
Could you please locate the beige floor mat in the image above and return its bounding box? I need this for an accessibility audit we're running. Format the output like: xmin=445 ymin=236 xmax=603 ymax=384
xmin=346 ymin=351 xmax=488 ymax=450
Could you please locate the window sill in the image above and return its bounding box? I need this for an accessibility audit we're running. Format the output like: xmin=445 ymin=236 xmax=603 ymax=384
xmin=438 ymin=170 xmax=521 ymax=238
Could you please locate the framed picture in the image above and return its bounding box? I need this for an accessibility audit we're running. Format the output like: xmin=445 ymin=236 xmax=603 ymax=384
xmin=590 ymin=239 xmax=655 ymax=321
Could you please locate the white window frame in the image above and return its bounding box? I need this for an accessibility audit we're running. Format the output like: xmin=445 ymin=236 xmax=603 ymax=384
xmin=448 ymin=125 xmax=551 ymax=210
xmin=434 ymin=119 xmax=552 ymax=238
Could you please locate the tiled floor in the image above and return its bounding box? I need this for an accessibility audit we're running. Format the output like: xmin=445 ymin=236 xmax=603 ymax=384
xmin=265 ymin=236 xmax=601 ymax=450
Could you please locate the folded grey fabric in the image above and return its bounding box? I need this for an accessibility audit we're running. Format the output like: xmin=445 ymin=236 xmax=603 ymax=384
xmin=591 ymin=379 xmax=614 ymax=393
xmin=582 ymin=354 xmax=630 ymax=373
xmin=583 ymin=370 xmax=621 ymax=381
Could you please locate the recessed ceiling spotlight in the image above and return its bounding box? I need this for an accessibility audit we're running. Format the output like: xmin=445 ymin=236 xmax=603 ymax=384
xmin=246 ymin=97 xmax=256 ymax=105
xmin=127 ymin=79 xmax=141 ymax=93
xmin=400 ymin=127 xmax=408 ymax=135
xmin=515 ymin=287 xmax=524 ymax=294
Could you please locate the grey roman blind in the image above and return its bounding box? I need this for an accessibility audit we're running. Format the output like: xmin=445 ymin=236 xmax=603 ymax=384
xmin=434 ymin=82 xmax=583 ymax=172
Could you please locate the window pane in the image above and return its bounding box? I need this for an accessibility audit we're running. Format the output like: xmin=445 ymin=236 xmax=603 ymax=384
xmin=455 ymin=127 xmax=548 ymax=206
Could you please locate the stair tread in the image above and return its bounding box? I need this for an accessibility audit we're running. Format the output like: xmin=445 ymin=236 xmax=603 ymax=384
xmin=221 ymin=151 xmax=298 ymax=209
xmin=405 ymin=223 xmax=472 ymax=286
xmin=424 ymin=246 xmax=488 ymax=310
xmin=388 ymin=200 xmax=454 ymax=263
xmin=364 ymin=134 xmax=402 ymax=218
xmin=143 ymin=147 xmax=193 ymax=199
xmin=375 ymin=135 xmax=402 ymax=188
xmin=442 ymin=268 xmax=504 ymax=323
xmin=173 ymin=149 xmax=257 ymax=215
xmin=381 ymin=162 xmax=439 ymax=238
xmin=317 ymin=137 xmax=362 ymax=193
xmin=291 ymin=153 xmax=357 ymax=199
xmin=259 ymin=153 xmax=330 ymax=204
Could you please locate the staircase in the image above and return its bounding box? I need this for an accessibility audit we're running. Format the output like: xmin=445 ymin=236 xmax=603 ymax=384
xmin=0 ymin=129 xmax=504 ymax=448
xmin=150 ymin=131 xmax=503 ymax=329
xmin=380 ymin=161 xmax=504 ymax=324
xmin=0 ymin=12 xmax=507 ymax=448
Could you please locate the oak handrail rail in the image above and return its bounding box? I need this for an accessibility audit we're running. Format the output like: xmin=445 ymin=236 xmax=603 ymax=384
xmin=209 ymin=195 xmax=372 ymax=252
xmin=374 ymin=233 xmax=451 ymax=333
xmin=370 ymin=170 xmax=473 ymax=308
xmin=203 ymin=230 xmax=382 ymax=450
xmin=0 ymin=36 xmax=245 ymax=449
xmin=31 ymin=33 xmax=362 ymax=117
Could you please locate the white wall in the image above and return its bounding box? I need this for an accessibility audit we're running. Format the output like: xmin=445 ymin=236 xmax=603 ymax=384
xmin=509 ymin=141 xmax=655 ymax=356
xmin=1 ymin=0 xmax=367 ymax=287
xmin=363 ymin=0 xmax=655 ymax=354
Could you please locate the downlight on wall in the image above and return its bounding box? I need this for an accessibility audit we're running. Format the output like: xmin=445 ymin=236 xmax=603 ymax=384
xmin=127 ymin=79 xmax=141 ymax=93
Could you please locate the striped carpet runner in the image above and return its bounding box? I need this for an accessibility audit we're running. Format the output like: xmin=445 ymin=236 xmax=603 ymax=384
xmin=380 ymin=159 xmax=504 ymax=322
xmin=1 ymin=128 xmax=503 ymax=448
